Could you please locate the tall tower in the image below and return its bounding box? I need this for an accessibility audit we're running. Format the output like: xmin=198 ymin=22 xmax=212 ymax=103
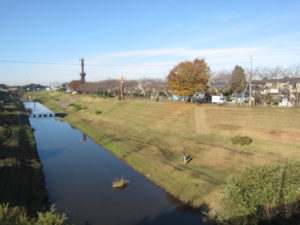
xmin=79 ymin=58 xmax=86 ymax=83
xmin=120 ymin=75 xmax=125 ymax=100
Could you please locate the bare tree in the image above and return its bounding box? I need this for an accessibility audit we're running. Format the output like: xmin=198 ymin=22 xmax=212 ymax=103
xmin=209 ymin=70 xmax=231 ymax=94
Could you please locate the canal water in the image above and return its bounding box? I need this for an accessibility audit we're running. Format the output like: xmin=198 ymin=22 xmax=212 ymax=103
xmin=24 ymin=101 xmax=206 ymax=225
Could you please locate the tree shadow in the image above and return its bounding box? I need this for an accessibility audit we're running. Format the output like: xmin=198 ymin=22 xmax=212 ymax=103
xmin=0 ymin=107 xmax=48 ymax=215
xmin=134 ymin=207 xmax=207 ymax=225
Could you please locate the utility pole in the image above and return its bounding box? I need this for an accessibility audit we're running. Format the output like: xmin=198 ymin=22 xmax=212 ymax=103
xmin=79 ymin=58 xmax=86 ymax=83
xmin=249 ymin=56 xmax=253 ymax=106
xmin=120 ymin=75 xmax=125 ymax=100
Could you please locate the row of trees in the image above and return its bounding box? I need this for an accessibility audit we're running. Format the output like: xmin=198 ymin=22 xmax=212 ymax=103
xmin=211 ymin=65 xmax=300 ymax=105
xmin=67 ymin=58 xmax=299 ymax=105
xmin=213 ymin=65 xmax=300 ymax=87
xmin=68 ymin=78 xmax=169 ymax=98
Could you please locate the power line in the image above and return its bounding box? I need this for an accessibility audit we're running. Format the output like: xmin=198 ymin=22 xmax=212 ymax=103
xmin=0 ymin=60 xmax=172 ymax=67
xmin=209 ymin=61 xmax=251 ymax=66
xmin=0 ymin=60 xmax=77 ymax=66
xmin=0 ymin=59 xmax=252 ymax=67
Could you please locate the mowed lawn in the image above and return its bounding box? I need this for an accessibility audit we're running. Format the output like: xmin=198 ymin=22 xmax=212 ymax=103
xmin=36 ymin=92 xmax=300 ymax=212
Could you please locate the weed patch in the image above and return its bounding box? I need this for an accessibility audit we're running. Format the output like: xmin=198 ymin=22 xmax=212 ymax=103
xmin=231 ymin=136 xmax=252 ymax=145
xmin=68 ymin=103 xmax=87 ymax=111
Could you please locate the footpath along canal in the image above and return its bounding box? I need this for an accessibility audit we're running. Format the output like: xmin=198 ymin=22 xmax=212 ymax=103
xmin=24 ymin=101 xmax=206 ymax=225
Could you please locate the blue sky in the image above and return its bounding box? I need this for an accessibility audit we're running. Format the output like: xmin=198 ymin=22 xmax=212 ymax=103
xmin=0 ymin=0 xmax=300 ymax=85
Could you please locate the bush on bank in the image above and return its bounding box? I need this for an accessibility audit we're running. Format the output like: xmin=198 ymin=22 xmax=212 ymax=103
xmin=231 ymin=136 xmax=252 ymax=145
xmin=0 ymin=204 xmax=68 ymax=225
xmin=220 ymin=161 xmax=300 ymax=224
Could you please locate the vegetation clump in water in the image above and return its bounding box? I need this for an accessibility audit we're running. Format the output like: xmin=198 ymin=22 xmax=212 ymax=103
xmin=56 ymin=118 xmax=65 ymax=122
xmin=112 ymin=178 xmax=130 ymax=188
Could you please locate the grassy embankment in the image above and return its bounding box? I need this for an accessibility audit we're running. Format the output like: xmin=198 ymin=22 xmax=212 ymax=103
xmin=34 ymin=91 xmax=300 ymax=215
xmin=0 ymin=91 xmax=48 ymax=214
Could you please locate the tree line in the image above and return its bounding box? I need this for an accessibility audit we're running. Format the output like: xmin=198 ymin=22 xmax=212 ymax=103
xmin=66 ymin=59 xmax=300 ymax=105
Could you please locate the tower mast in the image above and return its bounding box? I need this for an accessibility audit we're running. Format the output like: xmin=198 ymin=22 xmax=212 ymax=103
xmin=79 ymin=58 xmax=86 ymax=83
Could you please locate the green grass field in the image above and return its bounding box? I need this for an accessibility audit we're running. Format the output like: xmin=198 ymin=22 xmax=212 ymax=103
xmin=34 ymin=91 xmax=300 ymax=215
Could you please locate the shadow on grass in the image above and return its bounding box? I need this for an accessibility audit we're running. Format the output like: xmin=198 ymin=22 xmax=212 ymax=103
xmin=0 ymin=106 xmax=48 ymax=215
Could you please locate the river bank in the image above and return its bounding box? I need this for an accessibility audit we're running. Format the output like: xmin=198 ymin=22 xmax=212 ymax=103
xmin=33 ymin=91 xmax=300 ymax=217
xmin=0 ymin=91 xmax=48 ymax=214
xmin=24 ymin=98 xmax=205 ymax=225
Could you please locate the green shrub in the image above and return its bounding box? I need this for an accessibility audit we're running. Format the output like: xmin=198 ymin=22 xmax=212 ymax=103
xmin=231 ymin=136 xmax=252 ymax=145
xmin=221 ymin=161 xmax=300 ymax=222
xmin=51 ymin=97 xmax=59 ymax=101
xmin=74 ymin=105 xmax=82 ymax=111
xmin=68 ymin=104 xmax=87 ymax=111
xmin=29 ymin=159 xmax=42 ymax=169
xmin=36 ymin=206 xmax=67 ymax=225
xmin=0 ymin=204 xmax=68 ymax=225
xmin=95 ymin=110 xmax=102 ymax=115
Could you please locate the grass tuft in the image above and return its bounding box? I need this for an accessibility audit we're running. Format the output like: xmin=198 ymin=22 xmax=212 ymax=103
xmin=231 ymin=136 xmax=252 ymax=145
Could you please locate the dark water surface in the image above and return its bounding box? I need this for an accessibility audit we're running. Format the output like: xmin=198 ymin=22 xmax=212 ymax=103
xmin=24 ymin=102 xmax=205 ymax=225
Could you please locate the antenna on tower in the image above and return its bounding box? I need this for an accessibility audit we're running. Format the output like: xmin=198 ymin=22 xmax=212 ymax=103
xmin=79 ymin=57 xmax=86 ymax=83
xmin=120 ymin=75 xmax=125 ymax=100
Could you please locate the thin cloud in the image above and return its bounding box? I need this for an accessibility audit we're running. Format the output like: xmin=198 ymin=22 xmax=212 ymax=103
xmin=217 ymin=13 xmax=241 ymax=22
xmin=104 ymin=47 xmax=261 ymax=59
xmin=174 ymin=24 xmax=183 ymax=28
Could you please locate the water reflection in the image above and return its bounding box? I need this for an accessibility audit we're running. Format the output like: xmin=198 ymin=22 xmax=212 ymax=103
xmin=39 ymin=148 xmax=63 ymax=160
xmin=81 ymin=133 xmax=87 ymax=144
xmin=165 ymin=194 xmax=208 ymax=215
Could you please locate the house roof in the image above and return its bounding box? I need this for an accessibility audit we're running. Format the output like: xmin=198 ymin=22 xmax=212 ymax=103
xmin=252 ymin=77 xmax=300 ymax=85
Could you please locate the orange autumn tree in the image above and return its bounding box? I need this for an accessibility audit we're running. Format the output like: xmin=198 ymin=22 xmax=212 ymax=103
xmin=167 ymin=59 xmax=210 ymax=97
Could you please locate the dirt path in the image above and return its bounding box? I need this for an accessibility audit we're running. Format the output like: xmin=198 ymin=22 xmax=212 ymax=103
xmin=195 ymin=106 xmax=210 ymax=135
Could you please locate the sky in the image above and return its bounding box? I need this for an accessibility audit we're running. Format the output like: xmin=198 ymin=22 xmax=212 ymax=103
xmin=0 ymin=0 xmax=300 ymax=85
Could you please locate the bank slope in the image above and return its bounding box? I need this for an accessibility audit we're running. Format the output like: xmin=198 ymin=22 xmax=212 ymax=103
xmin=35 ymin=91 xmax=300 ymax=214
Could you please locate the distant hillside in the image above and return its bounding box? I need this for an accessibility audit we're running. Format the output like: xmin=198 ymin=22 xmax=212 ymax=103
xmin=22 ymin=83 xmax=47 ymax=91
xmin=0 ymin=84 xmax=8 ymax=90
xmin=0 ymin=83 xmax=48 ymax=91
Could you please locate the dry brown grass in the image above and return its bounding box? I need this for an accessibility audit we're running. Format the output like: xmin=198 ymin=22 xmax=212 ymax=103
xmin=36 ymin=92 xmax=300 ymax=211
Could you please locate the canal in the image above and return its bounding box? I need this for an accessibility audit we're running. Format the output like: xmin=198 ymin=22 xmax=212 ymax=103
xmin=24 ymin=101 xmax=206 ymax=225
